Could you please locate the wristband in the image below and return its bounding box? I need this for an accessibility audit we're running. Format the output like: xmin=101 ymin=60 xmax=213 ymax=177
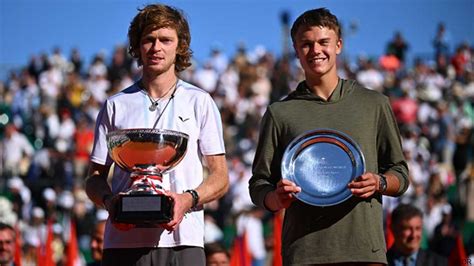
xmin=184 ymin=189 xmax=199 ymax=209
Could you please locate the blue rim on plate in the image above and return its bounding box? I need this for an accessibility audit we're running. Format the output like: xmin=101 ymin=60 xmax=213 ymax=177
xmin=281 ymin=129 xmax=365 ymax=206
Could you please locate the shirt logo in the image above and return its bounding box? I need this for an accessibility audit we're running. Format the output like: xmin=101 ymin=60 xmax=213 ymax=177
xmin=179 ymin=116 xmax=190 ymax=122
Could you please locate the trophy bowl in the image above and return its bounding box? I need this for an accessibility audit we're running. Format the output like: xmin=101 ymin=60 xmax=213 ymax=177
xmin=106 ymin=128 xmax=189 ymax=226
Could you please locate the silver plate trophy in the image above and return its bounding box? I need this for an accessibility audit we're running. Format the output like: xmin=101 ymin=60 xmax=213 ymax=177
xmin=107 ymin=128 xmax=188 ymax=226
xmin=282 ymin=129 xmax=365 ymax=206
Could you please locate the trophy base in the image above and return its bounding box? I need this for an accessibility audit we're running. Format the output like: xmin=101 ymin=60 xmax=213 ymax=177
xmin=114 ymin=194 xmax=173 ymax=226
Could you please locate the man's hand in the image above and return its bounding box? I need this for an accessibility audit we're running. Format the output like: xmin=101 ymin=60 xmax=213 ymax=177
xmin=348 ymin=172 xmax=379 ymax=198
xmin=161 ymin=191 xmax=194 ymax=231
xmin=265 ymin=179 xmax=301 ymax=212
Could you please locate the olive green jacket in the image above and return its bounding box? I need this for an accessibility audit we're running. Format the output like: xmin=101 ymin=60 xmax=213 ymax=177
xmin=249 ymin=79 xmax=409 ymax=265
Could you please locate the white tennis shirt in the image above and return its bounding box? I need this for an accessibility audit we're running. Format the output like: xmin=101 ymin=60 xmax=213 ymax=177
xmin=90 ymin=79 xmax=225 ymax=248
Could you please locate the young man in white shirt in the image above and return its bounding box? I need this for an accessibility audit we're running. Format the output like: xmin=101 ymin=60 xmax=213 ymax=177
xmin=85 ymin=4 xmax=229 ymax=265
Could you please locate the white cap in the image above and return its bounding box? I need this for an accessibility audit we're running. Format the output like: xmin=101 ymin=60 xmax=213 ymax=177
xmin=32 ymin=207 xmax=45 ymax=219
xmin=442 ymin=204 xmax=452 ymax=215
xmin=43 ymin=188 xmax=56 ymax=202
xmin=7 ymin=176 xmax=24 ymax=190
xmin=58 ymin=191 xmax=74 ymax=209
xmin=53 ymin=223 xmax=63 ymax=234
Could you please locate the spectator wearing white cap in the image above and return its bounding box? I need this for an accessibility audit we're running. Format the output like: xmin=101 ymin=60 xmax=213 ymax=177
xmin=0 ymin=197 xmax=17 ymax=227
xmin=42 ymin=188 xmax=57 ymax=220
xmin=22 ymin=206 xmax=47 ymax=261
xmin=86 ymin=55 xmax=110 ymax=104
xmin=7 ymin=176 xmax=32 ymax=221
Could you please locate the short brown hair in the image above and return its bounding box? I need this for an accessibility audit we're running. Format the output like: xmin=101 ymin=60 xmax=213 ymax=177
xmin=290 ymin=8 xmax=342 ymax=44
xmin=391 ymin=204 xmax=423 ymax=230
xmin=204 ymin=242 xmax=230 ymax=259
xmin=128 ymin=4 xmax=192 ymax=72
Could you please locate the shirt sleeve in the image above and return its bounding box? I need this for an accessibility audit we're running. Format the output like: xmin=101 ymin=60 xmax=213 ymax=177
xmin=377 ymin=97 xmax=409 ymax=195
xmin=198 ymin=94 xmax=225 ymax=155
xmin=90 ymin=100 xmax=114 ymax=166
xmin=249 ymin=108 xmax=283 ymax=210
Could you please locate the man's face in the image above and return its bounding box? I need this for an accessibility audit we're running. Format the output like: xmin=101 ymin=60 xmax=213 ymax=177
xmin=393 ymin=216 xmax=423 ymax=255
xmin=0 ymin=229 xmax=15 ymax=264
xmin=293 ymin=26 xmax=342 ymax=79
xmin=90 ymin=222 xmax=105 ymax=262
xmin=207 ymin=252 xmax=230 ymax=266
xmin=139 ymin=26 xmax=178 ymax=75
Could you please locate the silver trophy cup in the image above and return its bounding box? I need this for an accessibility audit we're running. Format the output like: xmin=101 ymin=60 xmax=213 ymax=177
xmin=107 ymin=128 xmax=188 ymax=226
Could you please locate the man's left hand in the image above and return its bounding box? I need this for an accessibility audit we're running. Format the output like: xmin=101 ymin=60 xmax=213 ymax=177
xmin=161 ymin=191 xmax=194 ymax=231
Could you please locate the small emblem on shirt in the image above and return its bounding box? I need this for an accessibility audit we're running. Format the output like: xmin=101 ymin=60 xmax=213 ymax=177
xmin=179 ymin=116 xmax=190 ymax=122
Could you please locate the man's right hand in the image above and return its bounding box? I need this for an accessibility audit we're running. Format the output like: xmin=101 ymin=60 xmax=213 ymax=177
xmin=264 ymin=179 xmax=301 ymax=212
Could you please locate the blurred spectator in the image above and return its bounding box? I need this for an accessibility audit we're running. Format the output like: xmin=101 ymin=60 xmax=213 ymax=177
xmin=386 ymin=31 xmax=409 ymax=64
xmin=193 ymin=61 xmax=219 ymax=94
xmin=433 ymin=22 xmax=450 ymax=61
xmin=1 ymin=123 xmax=34 ymax=178
xmin=50 ymin=47 xmax=69 ymax=73
xmin=204 ymin=214 xmax=224 ymax=244
xmin=236 ymin=207 xmax=266 ymax=266
xmin=387 ymin=204 xmax=447 ymax=266
xmin=64 ymin=71 xmax=86 ymax=114
xmin=204 ymin=242 xmax=230 ymax=266
xmin=451 ymin=43 xmax=470 ymax=82
xmin=7 ymin=176 xmax=32 ymax=221
xmin=56 ymin=108 xmax=76 ymax=153
xmin=87 ymin=219 xmax=105 ymax=266
xmin=70 ymin=48 xmax=84 ymax=74
xmin=41 ymin=188 xmax=57 ymax=220
xmin=391 ymin=90 xmax=419 ymax=126
xmin=86 ymin=54 xmax=110 ymax=104
xmin=0 ymin=222 xmax=16 ymax=266
xmin=356 ymin=57 xmax=384 ymax=91
xmin=38 ymin=60 xmax=63 ymax=107
xmin=208 ymin=45 xmax=229 ymax=75
xmin=432 ymin=101 xmax=456 ymax=166
xmin=73 ymin=115 xmax=94 ymax=181
xmin=228 ymin=159 xmax=253 ymax=214
xmin=0 ymin=198 xmax=17 ymax=227
xmin=430 ymin=204 xmax=458 ymax=257
xmin=379 ymin=51 xmax=401 ymax=73
xmin=107 ymin=45 xmax=130 ymax=85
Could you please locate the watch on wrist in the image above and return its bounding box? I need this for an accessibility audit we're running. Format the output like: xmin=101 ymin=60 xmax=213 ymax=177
xmin=378 ymin=174 xmax=388 ymax=193
xmin=184 ymin=189 xmax=199 ymax=210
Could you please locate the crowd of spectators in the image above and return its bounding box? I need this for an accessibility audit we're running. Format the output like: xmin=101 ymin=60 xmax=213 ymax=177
xmin=0 ymin=22 xmax=473 ymax=264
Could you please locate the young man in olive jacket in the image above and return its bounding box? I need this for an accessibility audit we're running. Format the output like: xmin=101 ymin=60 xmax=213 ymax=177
xmin=249 ymin=8 xmax=409 ymax=265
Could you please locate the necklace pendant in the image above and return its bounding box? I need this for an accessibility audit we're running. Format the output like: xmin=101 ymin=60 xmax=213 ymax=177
xmin=149 ymin=104 xmax=157 ymax=112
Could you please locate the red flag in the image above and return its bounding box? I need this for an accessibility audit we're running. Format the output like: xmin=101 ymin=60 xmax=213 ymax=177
xmin=40 ymin=219 xmax=55 ymax=266
xmin=36 ymin=245 xmax=42 ymax=266
xmin=65 ymin=219 xmax=79 ymax=266
xmin=273 ymin=211 xmax=283 ymax=266
xmin=448 ymin=234 xmax=467 ymax=266
xmin=14 ymin=223 xmax=22 ymax=266
xmin=385 ymin=212 xmax=395 ymax=249
xmin=229 ymin=232 xmax=251 ymax=266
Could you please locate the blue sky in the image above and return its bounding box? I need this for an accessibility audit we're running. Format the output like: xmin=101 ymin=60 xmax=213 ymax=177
xmin=1 ymin=0 xmax=473 ymax=79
